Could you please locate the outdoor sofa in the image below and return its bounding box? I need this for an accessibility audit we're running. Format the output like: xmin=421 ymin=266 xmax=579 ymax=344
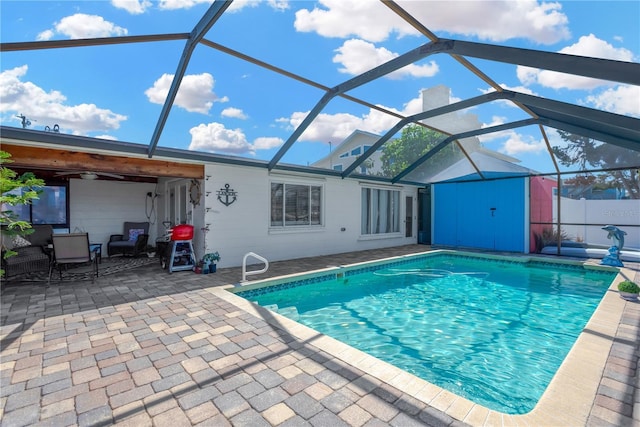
xmin=1 ymin=224 xmax=53 ymax=280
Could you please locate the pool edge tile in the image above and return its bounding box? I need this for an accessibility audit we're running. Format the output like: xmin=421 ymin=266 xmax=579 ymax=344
xmin=209 ymin=255 xmax=629 ymax=427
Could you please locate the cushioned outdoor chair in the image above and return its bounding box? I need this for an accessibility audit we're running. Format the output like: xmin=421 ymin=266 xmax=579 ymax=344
xmin=107 ymin=221 xmax=149 ymax=257
xmin=48 ymin=232 xmax=98 ymax=283
xmin=1 ymin=224 xmax=53 ymax=280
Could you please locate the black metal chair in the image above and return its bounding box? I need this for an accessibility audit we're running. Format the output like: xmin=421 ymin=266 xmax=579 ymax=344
xmin=48 ymin=233 xmax=98 ymax=283
xmin=107 ymin=222 xmax=149 ymax=257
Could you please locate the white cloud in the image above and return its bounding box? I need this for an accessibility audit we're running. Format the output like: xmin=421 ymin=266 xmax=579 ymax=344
xmin=480 ymin=84 xmax=538 ymax=97
xmin=253 ymin=136 xmax=284 ymax=150
xmin=401 ymin=0 xmax=570 ymax=44
xmin=36 ymin=30 xmax=54 ymax=41
xmin=477 ymin=116 xmax=545 ymax=156
xmin=333 ymin=39 xmax=438 ymax=79
xmin=188 ymin=122 xmax=281 ymax=155
xmin=227 ymin=0 xmax=289 ymax=12
xmin=499 ymin=132 xmax=547 ymax=156
xmin=221 ymin=107 xmax=248 ymax=119
xmin=158 ymin=0 xmax=288 ymax=12
xmin=478 ymin=84 xmax=539 ymax=110
xmin=584 ymin=85 xmax=640 ymax=118
xmin=277 ymin=91 xmax=424 ymax=143
xmin=482 ymin=115 xmax=507 ymax=128
xmin=0 ymin=65 xmax=127 ymax=134
xmin=295 ymin=0 xmax=569 ymax=44
xmin=111 ymin=0 xmax=152 ymax=14
xmin=295 ymin=0 xmax=411 ymax=43
xmin=158 ymin=0 xmax=212 ymax=10
xmin=403 ymin=96 xmax=425 ymax=116
xmin=265 ymin=0 xmax=289 ymax=12
xmin=95 ymin=134 xmax=119 ymax=141
xmin=559 ymin=33 xmax=635 ymax=60
xmin=37 ymin=14 xmax=128 ymax=40
xmin=517 ymin=34 xmax=636 ymax=90
xmin=189 ymin=122 xmax=252 ymax=154
xmin=145 ymin=73 xmax=219 ymax=114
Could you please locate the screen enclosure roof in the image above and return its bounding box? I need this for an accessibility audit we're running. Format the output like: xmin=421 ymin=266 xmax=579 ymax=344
xmin=1 ymin=0 xmax=639 ymax=185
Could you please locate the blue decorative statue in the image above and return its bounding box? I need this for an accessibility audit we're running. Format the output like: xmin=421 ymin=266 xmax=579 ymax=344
xmin=601 ymin=225 xmax=627 ymax=267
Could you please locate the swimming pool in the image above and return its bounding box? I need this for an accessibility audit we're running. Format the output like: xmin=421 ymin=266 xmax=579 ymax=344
xmin=230 ymin=251 xmax=617 ymax=414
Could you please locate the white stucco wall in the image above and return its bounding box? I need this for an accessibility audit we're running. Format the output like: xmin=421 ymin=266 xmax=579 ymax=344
xmin=68 ymin=165 xmax=419 ymax=268
xmin=203 ymin=164 xmax=418 ymax=268
xmin=69 ymin=179 xmax=159 ymax=250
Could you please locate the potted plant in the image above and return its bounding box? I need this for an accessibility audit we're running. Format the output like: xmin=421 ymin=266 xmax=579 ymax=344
xmin=617 ymin=280 xmax=639 ymax=301
xmin=202 ymin=252 xmax=220 ymax=273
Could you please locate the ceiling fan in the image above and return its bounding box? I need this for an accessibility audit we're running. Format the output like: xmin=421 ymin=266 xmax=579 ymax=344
xmin=54 ymin=171 xmax=125 ymax=180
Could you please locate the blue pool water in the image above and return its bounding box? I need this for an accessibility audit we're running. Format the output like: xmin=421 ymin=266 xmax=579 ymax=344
xmin=233 ymin=253 xmax=617 ymax=414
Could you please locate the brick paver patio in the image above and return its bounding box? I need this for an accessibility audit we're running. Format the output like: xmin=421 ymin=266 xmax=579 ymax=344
xmin=1 ymin=245 xmax=638 ymax=426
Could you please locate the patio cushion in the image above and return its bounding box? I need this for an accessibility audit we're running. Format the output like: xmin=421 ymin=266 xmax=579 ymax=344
xmin=128 ymin=229 xmax=145 ymax=241
xmin=109 ymin=240 xmax=136 ymax=249
xmin=11 ymin=235 xmax=32 ymax=249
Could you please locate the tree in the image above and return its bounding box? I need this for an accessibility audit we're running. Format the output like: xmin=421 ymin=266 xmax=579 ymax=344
xmin=1 ymin=150 xmax=45 ymax=276
xmin=553 ymin=131 xmax=640 ymax=199
xmin=380 ymin=124 xmax=451 ymax=177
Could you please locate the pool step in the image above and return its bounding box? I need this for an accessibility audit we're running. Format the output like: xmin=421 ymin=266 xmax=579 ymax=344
xmin=261 ymin=304 xmax=300 ymax=321
xmin=277 ymin=306 xmax=299 ymax=320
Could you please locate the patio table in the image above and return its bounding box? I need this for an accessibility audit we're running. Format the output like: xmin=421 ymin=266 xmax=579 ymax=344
xmin=89 ymin=243 xmax=102 ymax=264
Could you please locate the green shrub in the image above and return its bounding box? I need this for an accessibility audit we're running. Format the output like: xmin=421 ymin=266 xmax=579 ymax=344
xmin=1 ymin=151 xmax=44 ymax=277
xmin=618 ymin=280 xmax=640 ymax=294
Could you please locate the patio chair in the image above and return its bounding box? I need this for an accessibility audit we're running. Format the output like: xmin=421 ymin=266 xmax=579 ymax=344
xmin=107 ymin=222 xmax=150 ymax=257
xmin=1 ymin=224 xmax=53 ymax=280
xmin=48 ymin=233 xmax=98 ymax=283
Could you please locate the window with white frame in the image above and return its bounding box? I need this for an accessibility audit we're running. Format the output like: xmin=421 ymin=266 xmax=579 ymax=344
xmin=361 ymin=187 xmax=400 ymax=235
xmin=271 ymin=182 xmax=322 ymax=227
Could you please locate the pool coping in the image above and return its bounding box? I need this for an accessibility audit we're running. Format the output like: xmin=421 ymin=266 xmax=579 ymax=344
xmin=206 ymin=250 xmax=631 ymax=426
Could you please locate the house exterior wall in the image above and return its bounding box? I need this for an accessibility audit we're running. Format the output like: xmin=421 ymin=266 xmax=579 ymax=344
xmin=69 ymin=179 xmax=158 ymax=250
xmin=311 ymin=130 xmax=382 ymax=174
xmin=432 ymin=177 xmax=528 ymax=252
xmin=202 ymin=164 xmax=418 ymax=268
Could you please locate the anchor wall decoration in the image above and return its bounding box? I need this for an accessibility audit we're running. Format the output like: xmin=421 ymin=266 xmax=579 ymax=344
xmin=216 ymin=183 xmax=238 ymax=206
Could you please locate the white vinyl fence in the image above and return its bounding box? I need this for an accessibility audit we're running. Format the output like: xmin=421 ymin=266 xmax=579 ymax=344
xmin=552 ymin=197 xmax=640 ymax=249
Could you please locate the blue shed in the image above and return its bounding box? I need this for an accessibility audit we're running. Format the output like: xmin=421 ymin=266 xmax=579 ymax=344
xmin=430 ymin=152 xmax=531 ymax=253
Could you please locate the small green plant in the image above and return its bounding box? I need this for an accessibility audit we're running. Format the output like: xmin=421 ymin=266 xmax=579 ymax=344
xmin=541 ymin=227 xmax=571 ymax=246
xmin=202 ymin=251 xmax=220 ymax=264
xmin=1 ymin=151 xmax=44 ymax=277
xmin=618 ymin=280 xmax=639 ymax=294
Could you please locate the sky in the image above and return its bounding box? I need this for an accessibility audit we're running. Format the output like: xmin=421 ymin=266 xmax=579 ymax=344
xmin=1 ymin=0 xmax=639 ymax=176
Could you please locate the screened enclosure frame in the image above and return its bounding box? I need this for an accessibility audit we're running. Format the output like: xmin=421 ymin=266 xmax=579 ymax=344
xmin=529 ymin=168 xmax=640 ymax=255
xmin=1 ymin=0 xmax=639 ymax=188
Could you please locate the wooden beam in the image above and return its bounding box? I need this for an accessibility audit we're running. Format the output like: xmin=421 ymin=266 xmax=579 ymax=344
xmin=3 ymin=144 xmax=203 ymax=179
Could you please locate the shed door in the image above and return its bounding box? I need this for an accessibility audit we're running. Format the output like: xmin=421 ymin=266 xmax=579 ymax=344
xmin=433 ymin=178 xmax=524 ymax=252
